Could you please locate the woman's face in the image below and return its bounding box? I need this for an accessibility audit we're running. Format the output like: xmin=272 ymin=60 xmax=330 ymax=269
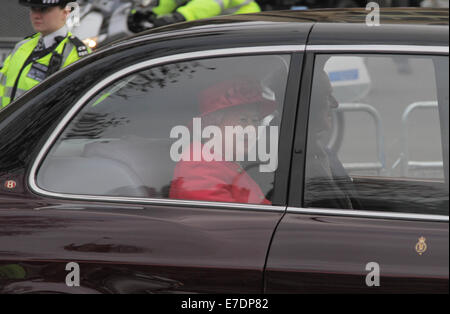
xmin=218 ymin=104 xmax=261 ymax=159
xmin=220 ymin=105 xmax=260 ymax=129
xmin=30 ymin=6 xmax=69 ymax=36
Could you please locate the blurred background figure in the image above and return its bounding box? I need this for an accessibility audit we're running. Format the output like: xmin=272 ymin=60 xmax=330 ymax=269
xmin=0 ymin=0 xmax=90 ymax=107
xmin=127 ymin=0 xmax=262 ymax=33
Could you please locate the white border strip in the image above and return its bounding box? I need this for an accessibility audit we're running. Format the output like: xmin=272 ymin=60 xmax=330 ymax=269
xmin=28 ymin=46 xmax=303 ymax=212
xmin=288 ymin=207 xmax=449 ymax=222
xmin=307 ymin=45 xmax=449 ymax=54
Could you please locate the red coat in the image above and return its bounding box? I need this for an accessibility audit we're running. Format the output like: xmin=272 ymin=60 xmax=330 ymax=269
xmin=169 ymin=143 xmax=271 ymax=205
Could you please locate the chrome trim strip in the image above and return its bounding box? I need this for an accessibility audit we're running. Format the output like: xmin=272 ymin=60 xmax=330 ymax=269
xmin=34 ymin=193 xmax=286 ymax=212
xmin=28 ymin=46 xmax=300 ymax=212
xmin=287 ymin=207 xmax=449 ymax=222
xmin=307 ymin=45 xmax=449 ymax=54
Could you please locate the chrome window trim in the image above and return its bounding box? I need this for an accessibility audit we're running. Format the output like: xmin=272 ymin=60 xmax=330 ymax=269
xmin=28 ymin=46 xmax=303 ymax=213
xmin=306 ymin=45 xmax=449 ymax=54
xmin=287 ymin=207 xmax=449 ymax=222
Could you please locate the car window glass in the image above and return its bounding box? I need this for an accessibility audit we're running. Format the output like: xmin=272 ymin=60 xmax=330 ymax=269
xmin=304 ymin=54 xmax=449 ymax=215
xmin=36 ymin=55 xmax=290 ymax=205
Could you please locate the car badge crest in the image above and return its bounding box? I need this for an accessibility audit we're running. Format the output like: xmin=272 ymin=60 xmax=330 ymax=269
xmin=415 ymin=236 xmax=427 ymax=255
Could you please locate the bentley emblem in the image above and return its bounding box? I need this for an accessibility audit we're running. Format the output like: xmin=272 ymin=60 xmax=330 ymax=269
xmin=4 ymin=180 xmax=17 ymax=189
xmin=415 ymin=236 xmax=427 ymax=255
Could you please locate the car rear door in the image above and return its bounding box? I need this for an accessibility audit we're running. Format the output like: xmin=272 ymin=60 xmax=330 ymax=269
xmin=0 ymin=46 xmax=304 ymax=293
xmin=265 ymin=45 xmax=449 ymax=293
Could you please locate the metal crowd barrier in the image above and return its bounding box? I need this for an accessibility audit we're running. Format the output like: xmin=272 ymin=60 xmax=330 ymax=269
xmin=332 ymin=103 xmax=386 ymax=175
xmin=401 ymin=101 xmax=443 ymax=177
xmin=332 ymin=101 xmax=443 ymax=177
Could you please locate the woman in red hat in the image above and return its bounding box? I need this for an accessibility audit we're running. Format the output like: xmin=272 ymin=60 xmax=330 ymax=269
xmin=169 ymin=79 xmax=277 ymax=205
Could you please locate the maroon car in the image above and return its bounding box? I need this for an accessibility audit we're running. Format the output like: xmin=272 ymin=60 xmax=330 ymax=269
xmin=0 ymin=8 xmax=448 ymax=293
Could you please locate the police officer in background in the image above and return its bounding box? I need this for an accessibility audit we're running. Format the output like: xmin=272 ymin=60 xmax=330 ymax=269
xmin=128 ymin=0 xmax=262 ymax=33
xmin=0 ymin=0 xmax=90 ymax=108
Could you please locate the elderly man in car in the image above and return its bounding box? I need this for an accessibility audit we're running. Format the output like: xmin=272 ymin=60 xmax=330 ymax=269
xmin=304 ymin=69 xmax=361 ymax=210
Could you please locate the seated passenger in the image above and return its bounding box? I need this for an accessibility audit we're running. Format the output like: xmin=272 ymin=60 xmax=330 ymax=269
xmin=305 ymin=69 xmax=360 ymax=209
xmin=169 ymin=79 xmax=276 ymax=204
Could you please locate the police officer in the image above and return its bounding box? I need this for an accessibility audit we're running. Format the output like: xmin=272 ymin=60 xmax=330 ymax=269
xmin=0 ymin=0 xmax=90 ymax=108
xmin=128 ymin=0 xmax=262 ymax=32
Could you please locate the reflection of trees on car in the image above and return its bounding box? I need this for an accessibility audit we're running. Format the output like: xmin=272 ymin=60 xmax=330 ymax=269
xmin=63 ymin=61 xmax=216 ymax=139
xmin=64 ymin=113 xmax=130 ymax=139
xmin=115 ymin=61 xmax=215 ymax=95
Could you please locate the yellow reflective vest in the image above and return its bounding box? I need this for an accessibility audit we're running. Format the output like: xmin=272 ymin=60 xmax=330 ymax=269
xmin=153 ymin=0 xmax=261 ymax=21
xmin=0 ymin=32 xmax=90 ymax=108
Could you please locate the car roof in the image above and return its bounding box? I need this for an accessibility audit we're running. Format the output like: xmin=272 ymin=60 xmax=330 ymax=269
xmin=138 ymin=8 xmax=449 ymax=34
xmin=110 ymin=8 xmax=448 ymax=50
xmin=247 ymin=8 xmax=449 ymax=25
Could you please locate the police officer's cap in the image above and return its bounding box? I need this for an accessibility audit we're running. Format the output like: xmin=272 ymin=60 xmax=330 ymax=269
xmin=19 ymin=0 xmax=75 ymax=7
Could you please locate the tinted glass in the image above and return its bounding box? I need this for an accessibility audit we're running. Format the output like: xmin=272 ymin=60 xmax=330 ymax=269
xmin=37 ymin=55 xmax=290 ymax=205
xmin=304 ymin=54 xmax=449 ymax=215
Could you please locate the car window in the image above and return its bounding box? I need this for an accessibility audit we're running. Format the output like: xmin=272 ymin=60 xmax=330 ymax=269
xmin=36 ymin=54 xmax=290 ymax=205
xmin=304 ymin=53 xmax=449 ymax=216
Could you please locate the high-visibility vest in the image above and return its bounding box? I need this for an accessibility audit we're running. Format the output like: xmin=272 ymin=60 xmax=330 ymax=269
xmin=0 ymin=32 xmax=90 ymax=108
xmin=152 ymin=0 xmax=261 ymax=22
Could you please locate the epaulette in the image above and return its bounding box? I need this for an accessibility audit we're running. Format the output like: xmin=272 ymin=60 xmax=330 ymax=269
xmin=23 ymin=33 xmax=39 ymax=40
xmin=68 ymin=35 xmax=90 ymax=57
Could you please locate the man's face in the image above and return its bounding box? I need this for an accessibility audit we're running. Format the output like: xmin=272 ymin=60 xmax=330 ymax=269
xmin=322 ymin=79 xmax=339 ymax=132
xmin=313 ymin=71 xmax=339 ymax=135
xmin=30 ymin=6 xmax=69 ymax=36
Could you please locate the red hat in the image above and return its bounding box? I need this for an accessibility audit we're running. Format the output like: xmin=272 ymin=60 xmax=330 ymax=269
xmin=199 ymin=79 xmax=277 ymax=118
